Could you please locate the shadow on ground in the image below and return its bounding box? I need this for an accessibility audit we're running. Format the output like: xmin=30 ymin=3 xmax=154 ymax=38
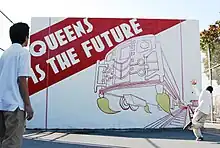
xmin=25 ymin=128 xmax=220 ymax=143
xmin=23 ymin=139 xmax=113 ymax=148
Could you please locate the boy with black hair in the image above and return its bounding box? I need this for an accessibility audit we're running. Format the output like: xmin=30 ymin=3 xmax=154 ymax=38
xmin=184 ymin=86 xmax=213 ymax=141
xmin=0 ymin=22 xmax=34 ymax=148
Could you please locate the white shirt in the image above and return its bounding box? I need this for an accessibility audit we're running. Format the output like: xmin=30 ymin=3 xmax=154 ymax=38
xmin=0 ymin=43 xmax=31 ymax=111
xmin=196 ymin=89 xmax=212 ymax=115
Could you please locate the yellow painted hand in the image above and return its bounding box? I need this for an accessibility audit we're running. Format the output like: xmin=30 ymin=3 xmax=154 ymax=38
xmin=97 ymin=97 xmax=120 ymax=114
xmin=144 ymin=104 xmax=151 ymax=113
xmin=156 ymin=93 xmax=171 ymax=114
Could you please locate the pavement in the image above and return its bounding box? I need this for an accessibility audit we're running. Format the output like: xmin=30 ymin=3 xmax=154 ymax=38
xmin=204 ymin=123 xmax=220 ymax=134
xmin=22 ymin=127 xmax=220 ymax=148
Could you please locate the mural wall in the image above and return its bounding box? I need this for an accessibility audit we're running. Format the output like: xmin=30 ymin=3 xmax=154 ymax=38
xmin=27 ymin=17 xmax=201 ymax=129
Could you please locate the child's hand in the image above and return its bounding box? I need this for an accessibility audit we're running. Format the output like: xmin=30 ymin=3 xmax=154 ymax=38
xmin=25 ymin=104 xmax=34 ymax=121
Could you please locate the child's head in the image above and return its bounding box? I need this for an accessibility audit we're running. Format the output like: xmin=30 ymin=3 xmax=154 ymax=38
xmin=206 ymin=86 xmax=213 ymax=93
xmin=9 ymin=22 xmax=30 ymax=47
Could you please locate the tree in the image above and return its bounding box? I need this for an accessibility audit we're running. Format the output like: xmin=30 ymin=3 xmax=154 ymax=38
xmin=200 ymin=20 xmax=220 ymax=84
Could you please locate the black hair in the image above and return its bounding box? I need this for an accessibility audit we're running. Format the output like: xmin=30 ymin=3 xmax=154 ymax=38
xmin=206 ymin=86 xmax=213 ymax=93
xmin=9 ymin=22 xmax=30 ymax=45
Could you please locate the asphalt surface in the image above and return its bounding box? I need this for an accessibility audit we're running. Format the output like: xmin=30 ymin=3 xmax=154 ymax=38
xmin=22 ymin=129 xmax=220 ymax=148
xmin=23 ymin=139 xmax=106 ymax=148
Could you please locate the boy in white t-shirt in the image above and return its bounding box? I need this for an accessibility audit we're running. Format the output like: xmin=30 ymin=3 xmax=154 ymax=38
xmin=184 ymin=86 xmax=213 ymax=141
xmin=0 ymin=22 xmax=34 ymax=148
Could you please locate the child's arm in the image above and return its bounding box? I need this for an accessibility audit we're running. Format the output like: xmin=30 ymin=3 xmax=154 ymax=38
xmin=18 ymin=76 xmax=34 ymax=120
xmin=18 ymin=50 xmax=34 ymax=121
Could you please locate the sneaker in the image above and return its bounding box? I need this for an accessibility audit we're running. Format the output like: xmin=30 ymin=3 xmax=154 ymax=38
xmin=183 ymin=121 xmax=192 ymax=130
xmin=196 ymin=137 xmax=204 ymax=141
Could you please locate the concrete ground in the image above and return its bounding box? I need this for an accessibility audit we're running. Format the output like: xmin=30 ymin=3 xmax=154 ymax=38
xmin=22 ymin=128 xmax=220 ymax=148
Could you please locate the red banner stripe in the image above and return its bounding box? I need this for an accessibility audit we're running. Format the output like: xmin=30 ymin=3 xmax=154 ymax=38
xmin=29 ymin=18 xmax=184 ymax=96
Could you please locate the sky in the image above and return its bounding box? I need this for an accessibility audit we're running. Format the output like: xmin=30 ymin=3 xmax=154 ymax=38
xmin=0 ymin=0 xmax=220 ymax=50
xmin=0 ymin=0 xmax=220 ymax=91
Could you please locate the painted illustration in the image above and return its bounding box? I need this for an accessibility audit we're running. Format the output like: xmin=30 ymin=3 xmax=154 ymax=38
xmin=93 ymin=34 xmax=199 ymax=128
xmin=27 ymin=17 xmax=200 ymax=129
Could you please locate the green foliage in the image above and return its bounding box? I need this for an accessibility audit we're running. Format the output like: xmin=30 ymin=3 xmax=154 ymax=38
xmin=200 ymin=20 xmax=220 ymax=84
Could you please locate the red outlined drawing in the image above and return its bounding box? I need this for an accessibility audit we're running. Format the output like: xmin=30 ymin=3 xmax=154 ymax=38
xmin=94 ymin=35 xmax=183 ymax=115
